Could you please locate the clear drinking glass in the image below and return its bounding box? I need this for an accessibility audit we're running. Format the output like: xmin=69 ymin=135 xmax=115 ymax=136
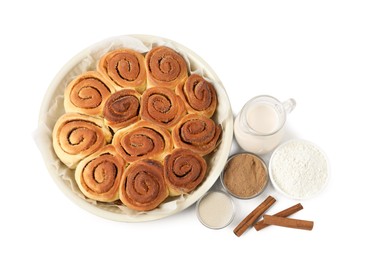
xmin=234 ymin=95 xmax=296 ymax=155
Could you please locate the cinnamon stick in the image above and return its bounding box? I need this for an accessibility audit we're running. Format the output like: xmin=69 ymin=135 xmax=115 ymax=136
xmin=233 ymin=195 xmax=276 ymax=237
xmin=254 ymin=203 xmax=303 ymax=231
xmin=263 ymin=215 xmax=314 ymax=231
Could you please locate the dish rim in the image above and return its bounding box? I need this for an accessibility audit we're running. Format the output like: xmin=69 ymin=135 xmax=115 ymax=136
xmin=38 ymin=34 xmax=234 ymax=222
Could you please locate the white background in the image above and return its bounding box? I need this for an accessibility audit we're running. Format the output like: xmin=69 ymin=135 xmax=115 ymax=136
xmin=1 ymin=0 xmax=365 ymax=259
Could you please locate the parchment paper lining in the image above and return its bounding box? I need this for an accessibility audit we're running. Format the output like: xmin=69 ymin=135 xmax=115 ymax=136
xmin=35 ymin=35 xmax=232 ymax=220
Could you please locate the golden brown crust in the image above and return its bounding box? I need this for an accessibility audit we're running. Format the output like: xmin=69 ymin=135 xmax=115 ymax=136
xmin=103 ymin=89 xmax=141 ymax=132
xmin=75 ymin=145 xmax=126 ymax=202
xmin=53 ymin=45 xmax=223 ymax=208
xmin=176 ymin=74 xmax=217 ymax=118
xmin=120 ymin=159 xmax=168 ymax=211
xmin=52 ymin=113 xmax=112 ymax=169
xmin=64 ymin=71 xmax=115 ymax=116
xmin=98 ymin=49 xmax=146 ymax=93
xmin=112 ymin=121 xmax=173 ymax=163
xmin=140 ymin=87 xmax=186 ymax=129
xmin=172 ymin=114 xmax=222 ymax=156
xmin=145 ymin=46 xmax=188 ymax=90
xmin=164 ymin=148 xmax=207 ymax=196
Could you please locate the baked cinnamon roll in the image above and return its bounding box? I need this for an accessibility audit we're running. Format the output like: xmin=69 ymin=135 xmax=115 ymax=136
xmin=52 ymin=113 xmax=112 ymax=169
xmin=64 ymin=71 xmax=115 ymax=116
xmin=172 ymin=114 xmax=222 ymax=156
xmin=120 ymin=159 xmax=168 ymax=211
xmin=75 ymin=145 xmax=125 ymax=202
xmin=164 ymin=148 xmax=207 ymax=196
xmin=145 ymin=46 xmax=188 ymax=90
xmin=112 ymin=121 xmax=172 ymax=163
xmin=98 ymin=49 xmax=146 ymax=93
xmin=103 ymin=89 xmax=141 ymax=132
xmin=176 ymin=74 xmax=217 ymax=118
xmin=140 ymin=87 xmax=186 ymax=129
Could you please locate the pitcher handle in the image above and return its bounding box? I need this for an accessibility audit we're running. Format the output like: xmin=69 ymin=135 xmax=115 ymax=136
xmin=282 ymin=98 xmax=296 ymax=114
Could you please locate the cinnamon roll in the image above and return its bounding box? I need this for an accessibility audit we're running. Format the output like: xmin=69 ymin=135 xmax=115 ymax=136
xmin=140 ymin=87 xmax=186 ymax=129
xmin=112 ymin=121 xmax=173 ymax=163
xmin=75 ymin=145 xmax=125 ymax=202
xmin=52 ymin=113 xmax=112 ymax=169
xmin=103 ymin=89 xmax=141 ymax=132
xmin=64 ymin=71 xmax=115 ymax=116
xmin=98 ymin=49 xmax=146 ymax=93
xmin=164 ymin=148 xmax=207 ymax=196
xmin=176 ymin=74 xmax=217 ymax=118
xmin=120 ymin=159 xmax=168 ymax=211
xmin=172 ymin=114 xmax=222 ymax=156
xmin=145 ymin=46 xmax=188 ymax=90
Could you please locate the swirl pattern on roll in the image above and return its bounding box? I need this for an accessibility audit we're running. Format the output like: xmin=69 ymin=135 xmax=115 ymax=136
xmin=120 ymin=159 xmax=168 ymax=211
xmin=103 ymin=89 xmax=141 ymax=132
xmin=164 ymin=148 xmax=207 ymax=196
xmin=112 ymin=121 xmax=172 ymax=163
xmin=140 ymin=87 xmax=186 ymax=128
xmin=98 ymin=49 xmax=146 ymax=93
xmin=52 ymin=113 xmax=112 ymax=169
xmin=75 ymin=145 xmax=125 ymax=202
xmin=145 ymin=46 xmax=188 ymax=89
xmin=172 ymin=114 xmax=222 ymax=156
xmin=176 ymin=74 xmax=217 ymax=118
xmin=64 ymin=71 xmax=115 ymax=116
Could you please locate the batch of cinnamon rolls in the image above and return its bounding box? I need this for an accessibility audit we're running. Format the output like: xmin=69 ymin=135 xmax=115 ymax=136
xmin=52 ymin=46 xmax=221 ymax=211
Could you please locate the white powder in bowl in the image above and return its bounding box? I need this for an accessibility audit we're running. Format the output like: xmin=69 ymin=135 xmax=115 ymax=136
xmin=269 ymin=139 xmax=329 ymax=199
xmin=197 ymin=191 xmax=235 ymax=229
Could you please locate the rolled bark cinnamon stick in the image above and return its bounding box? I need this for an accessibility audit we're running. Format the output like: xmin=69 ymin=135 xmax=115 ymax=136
xmin=263 ymin=215 xmax=314 ymax=231
xmin=233 ymin=195 xmax=276 ymax=237
xmin=254 ymin=203 xmax=303 ymax=231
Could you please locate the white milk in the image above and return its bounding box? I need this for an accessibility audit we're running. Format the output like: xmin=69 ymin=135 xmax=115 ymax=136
xmin=246 ymin=103 xmax=280 ymax=134
xmin=234 ymin=96 xmax=295 ymax=155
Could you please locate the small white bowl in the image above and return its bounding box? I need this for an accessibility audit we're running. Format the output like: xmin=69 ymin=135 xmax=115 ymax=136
xmin=220 ymin=153 xmax=269 ymax=200
xmin=269 ymin=139 xmax=330 ymax=200
xmin=196 ymin=191 xmax=235 ymax=229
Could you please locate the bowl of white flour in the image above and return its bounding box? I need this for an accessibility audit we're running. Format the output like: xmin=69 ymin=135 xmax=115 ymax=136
xmin=269 ymin=139 xmax=329 ymax=200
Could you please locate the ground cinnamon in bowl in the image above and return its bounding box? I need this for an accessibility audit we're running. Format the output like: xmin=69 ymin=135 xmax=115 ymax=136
xmin=221 ymin=153 xmax=268 ymax=199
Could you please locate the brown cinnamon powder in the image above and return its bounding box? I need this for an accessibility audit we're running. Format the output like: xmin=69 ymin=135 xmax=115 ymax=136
xmin=222 ymin=153 xmax=268 ymax=198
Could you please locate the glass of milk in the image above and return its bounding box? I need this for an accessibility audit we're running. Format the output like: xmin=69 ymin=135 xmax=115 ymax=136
xmin=234 ymin=95 xmax=296 ymax=155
